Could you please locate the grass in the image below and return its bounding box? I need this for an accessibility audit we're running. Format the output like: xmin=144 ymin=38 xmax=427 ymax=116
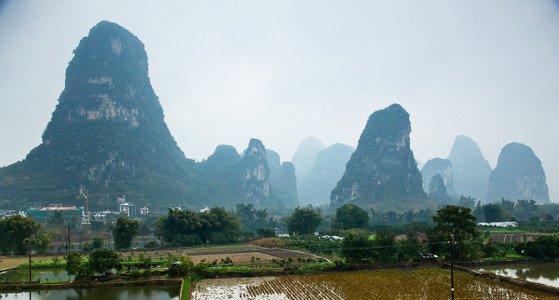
xmin=483 ymin=253 xmax=532 ymax=261
xmin=17 ymin=260 xmax=66 ymax=268
xmin=208 ymin=266 xmax=281 ymax=272
xmin=485 ymin=230 xmax=528 ymax=234
xmin=181 ymin=277 xmax=190 ymax=300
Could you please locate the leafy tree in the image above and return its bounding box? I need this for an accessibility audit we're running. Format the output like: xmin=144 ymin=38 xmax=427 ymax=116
xmin=457 ymin=196 xmax=476 ymax=210
xmin=331 ymin=204 xmax=369 ymax=230
xmin=482 ymin=203 xmax=508 ymax=222
xmin=90 ymin=220 xmax=104 ymax=232
xmin=167 ymin=256 xmax=194 ymax=277
xmin=431 ymin=205 xmax=480 ymax=260
xmin=398 ymin=229 xmax=423 ymax=261
xmin=373 ymin=229 xmax=396 ymax=262
xmin=47 ymin=210 xmax=65 ymax=227
xmin=156 ymin=208 xmax=202 ymax=246
xmin=341 ymin=230 xmax=373 ymax=263
xmin=112 ymin=216 xmax=139 ymax=250
xmin=500 ymin=198 xmax=515 ymax=213
xmin=0 ymin=215 xmax=41 ymax=254
xmin=65 ymin=252 xmax=83 ymax=278
xmin=199 ymin=206 xmax=241 ymax=242
xmin=235 ymin=203 xmax=269 ymax=232
xmin=516 ymin=235 xmax=559 ymax=259
xmin=257 ymin=228 xmax=275 ymax=238
xmin=515 ymin=199 xmax=539 ymax=221
xmin=88 ymin=248 xmax=121 ymax=275
xmin=29 ymin=231 xmax=53 ymax=253
xmin=473 ymin=200 xmax=484 ymax=222
xmin=84 ymin=236 xmax=104 ymax=251
xmin=285 ymin=207 xmax=323 ymax=235
xmin=155 ymin=207 xmax=241 ymax=246
xmin=91 ymin=236 xmax=104 ymax=249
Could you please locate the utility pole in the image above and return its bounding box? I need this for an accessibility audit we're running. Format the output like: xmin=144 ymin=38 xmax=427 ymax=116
xmin=449 ymin=234 xmax=455 ymax=300
xmin=67 ymin=222 xmax=71 ymax=254
xmin=28 ymin=244 xmax=32 ymax=283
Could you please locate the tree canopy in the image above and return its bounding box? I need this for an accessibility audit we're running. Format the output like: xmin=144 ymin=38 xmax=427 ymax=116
xmin=0 ymin=215 xmax=41 ymax=255
xmin=155 ymin=207 xmax=241 ymax=246
xmin=430 ymin=205 xmax=480 ymax=260
xmin=285 ymin=207 xmax=323 ymax=235
xmin=88 ymin=248 xmax=122 ymax=275
xmin=331 ymin=204 xmax=369 ymax=230
xmin=112 ymin=216 xmax=139 ymax=250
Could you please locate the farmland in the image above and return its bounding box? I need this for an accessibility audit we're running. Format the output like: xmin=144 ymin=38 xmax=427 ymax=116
xmin=192 ymin=268 xmax=554 ymax=299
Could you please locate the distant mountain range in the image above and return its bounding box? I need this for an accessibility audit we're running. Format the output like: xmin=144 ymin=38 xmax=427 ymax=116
xmin=0 ymin=21 xmax=550 ymax=213
xmin=421 ymin=136 xmax=550 ymax=204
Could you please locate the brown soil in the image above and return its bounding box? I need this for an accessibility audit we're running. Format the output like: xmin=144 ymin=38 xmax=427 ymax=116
xmin=188 ymin=253 xmax=278 ymax=265
xmin=0 ymin=244 xmax=316 ymax=270
xmin=0 ymin=255 xmax=65 ymax=270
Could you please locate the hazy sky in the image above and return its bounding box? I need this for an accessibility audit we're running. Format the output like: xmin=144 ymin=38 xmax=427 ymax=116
xmin=1 ymin=1 xmax=558 ymax=201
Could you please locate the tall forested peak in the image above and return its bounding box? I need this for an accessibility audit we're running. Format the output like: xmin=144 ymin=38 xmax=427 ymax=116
xmin=356 ymin=103 xmax=410 ymax=148
xmin=428 ymin=174 xmax=450 ymax=203
xmin=266 ymin=149 xmax=282 ymax=185
xmin=203 ymin=145 xmax=240 ymax=167
xmin=298 ymin=143 xmax=354 ymax=206
xmin=421 ymin=158 xmax=454 ymax=196
xmin=448 ymin=135 xmax=488 ymax=164
xmin=0 ymin=21 xmax=195 ymax=210
xmin=241 ymin=139 xmax=270 ymax=207
xmin=447 ymin=135 xmax=491 ymax=201
xmin=292 ymin=136 xmax=325 ymax=183
xmin=488 ymin=142 xmax=549 ymax=203
xmin=330 ymin=104 xmax=428 ymax=211
xmin=65 ymin=21 xmax=149 ymax=89
xmin=277 ymin=162 xmax=299 ymax=209
xmin=243 ymin=139 xmax=267 ymax=163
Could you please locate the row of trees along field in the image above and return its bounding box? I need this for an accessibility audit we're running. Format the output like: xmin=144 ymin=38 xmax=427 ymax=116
xmin=280 ymin=203 xmax=559 ymax=263
xmin=2 ymin=197 xmax=559 ymax=260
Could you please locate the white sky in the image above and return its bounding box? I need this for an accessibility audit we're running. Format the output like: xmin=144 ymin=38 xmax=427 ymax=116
xmin=0 ymin=1 xmax=558 ymax=201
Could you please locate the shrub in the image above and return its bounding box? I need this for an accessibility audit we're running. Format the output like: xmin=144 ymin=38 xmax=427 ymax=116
xmin=167 ymin=256 xmax=193 ymax=277
xmin=192 ymin=263 xmax=215 ymax=279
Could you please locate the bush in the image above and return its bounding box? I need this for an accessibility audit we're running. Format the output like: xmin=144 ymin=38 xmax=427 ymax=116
xmin=516 ymin=235 xmax=559 ymax=259
xmin=167 ymin=256 xmax=193 ymax=277
xmin=88 ymin=248 xmax=122 ymax=276
xmin=341 ymin=232 xmax=373 ymax=263
xmin=257 ymin=228 xmax=276 ymax=238
xmin=144 ymin=241 xmax=158 ymax=249
xmin=129 ymin=270 xmax=142 ymax=279
xmin=192 ymin=263 xmax=215 ymax=279
xmin=170 ymin=234 xmax=202 ymax=247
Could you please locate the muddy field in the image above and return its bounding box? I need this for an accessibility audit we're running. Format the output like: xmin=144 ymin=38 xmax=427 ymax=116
xmin=0 ymin=244 xmax=315 ymax=270
xmin=192 ymin=268 xmax=555 ymax=299
xmin=186 ymin=244 xmax=316 ymax=265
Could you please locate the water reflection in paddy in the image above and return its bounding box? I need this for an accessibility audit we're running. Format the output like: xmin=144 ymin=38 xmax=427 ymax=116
xmin=474 ymin=262 xmax=559 ymax=288
xmin=0 ymin=285 xmax=180 ymax=300
xmin=0 ymin=268 xmax=73 ymax=282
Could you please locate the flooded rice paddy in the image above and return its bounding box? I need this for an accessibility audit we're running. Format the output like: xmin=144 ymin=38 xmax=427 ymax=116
xmin=192 ymin=268 xmax=554 ymax=299
xmin=0 ymin=285 xmax=180 ymax=300
xmin=474 ymin=262 xmax=559 ymax=288
xmin=0 ymin=268 xmax=74 ymax=283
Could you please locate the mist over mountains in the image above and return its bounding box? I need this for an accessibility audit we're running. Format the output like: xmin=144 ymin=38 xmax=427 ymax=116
xmin=0 ymin=21 xmax=553 ymax=213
